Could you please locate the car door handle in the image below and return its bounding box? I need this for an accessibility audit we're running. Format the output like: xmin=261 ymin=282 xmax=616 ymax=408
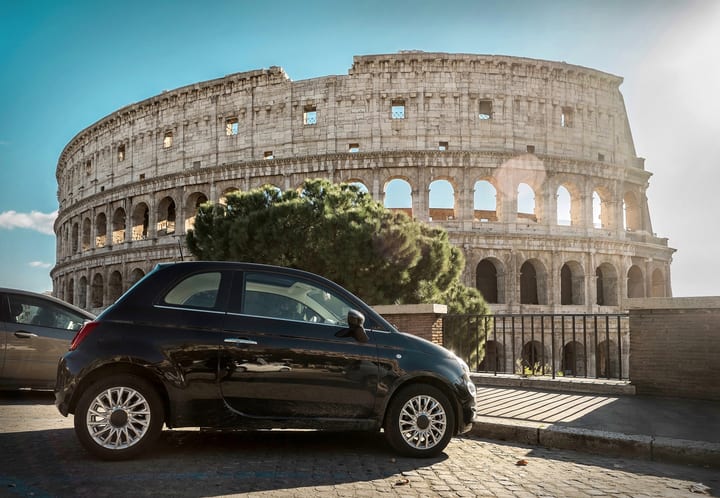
xmin=14 ymin=331 xmax=38 ymax=339
xmin=224 ymin=338 xmax=258 ymax=345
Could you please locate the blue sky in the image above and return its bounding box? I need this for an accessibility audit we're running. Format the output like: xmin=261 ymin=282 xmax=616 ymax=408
xmin=1 ymin=0 xmax=718 ymax=296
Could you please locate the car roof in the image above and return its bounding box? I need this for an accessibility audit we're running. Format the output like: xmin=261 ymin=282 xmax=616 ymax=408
xmin=0 ymin=287 xmax=95 ymax=319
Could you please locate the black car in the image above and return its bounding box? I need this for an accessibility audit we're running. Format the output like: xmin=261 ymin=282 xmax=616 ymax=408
xmin=1 ymin=288 xmax=94 ymax=389
xmin=55 ymin=262 xmax=476 ymax=459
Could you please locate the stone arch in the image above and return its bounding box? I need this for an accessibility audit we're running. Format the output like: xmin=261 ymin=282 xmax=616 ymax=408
xmin=651 ymin=268 xmax=667 ymax=297
xmin=384 ymin=177 xmax=413 ymax=217
xmin=596 ymin=339 xmax=619 ymax=378
xmin=71 ymin=222 xmax=79 ymax=254
xmin=627 ymin=265 xmax=645 ymax=298
xmin=131 ymin=203 xmax=149 ymax=241
xmin=345 ymin=178 xmax=370 ymax=194
xmin=519 ymin=259 xmax=547 ymax=305
xmin=157 ymin=196 xmax=177 ymax=235
xmin=556 ymin=185 xmax=572 ymax=226
xmin=560 ymin=261 xmax=585 ymax=305
xmin=185 ymin=192 xmax=209 ymax=232
xmin=562 ymin=341 xmax=586 ymax=376
xmin=108 ymin=270 xmax=123 ymax=303
xmin=473 ymin=179 xmax=498 ymax=222
xmin=81 ymin=217 xmax=91 ymax=251
xmin=521 ymin=340 xmax=546 ymax=373
xmin=78 ymin=276 xmax=88 ymax=309
xmin=517 ymin=183 xmax=537 ymax=222
xmin=479 ymin=340 xmax=503 ymax=372
xmin=129 ymin=268 xmax=146 ymax=286
xmin=91 ymin=273 xmax=104 ymax=309
xmin=95 ymin=212 xmax=107 ymax=248
xmin=623 ymin=191 xmax=642 ymax=231
xmin=219 ymin=187 xmax=241 ymax=205
xmin=476 ymin=258 xmax=504 ymax=304
xmin=66 ymin=278 xmax=75 ymax=306
xmin=429 ymin=179 xmax=455 ymax=221
xmin=596 ymin=262 xmax=619 ymax=306
xmin=112 ymin=208 xmax=126 ymax=244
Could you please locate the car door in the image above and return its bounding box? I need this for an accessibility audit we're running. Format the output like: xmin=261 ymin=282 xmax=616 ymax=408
xmin=0 ymin=293 xmax=88 ymax=388
xmin=219 ymin=270 xmax=380 ymax=420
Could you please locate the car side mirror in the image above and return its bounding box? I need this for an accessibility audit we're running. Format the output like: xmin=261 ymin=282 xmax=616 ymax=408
xmin=335 ymin=309 xmax=369 ymax=343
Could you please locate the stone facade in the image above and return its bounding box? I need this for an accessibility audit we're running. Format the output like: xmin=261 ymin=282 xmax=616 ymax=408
xmin=51 ymin=52 xmax=675 ymax=314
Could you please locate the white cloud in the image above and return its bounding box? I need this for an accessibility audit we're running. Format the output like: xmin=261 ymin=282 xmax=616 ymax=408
xmin=0 ymin=210 xmax=57 ymax=235
xmin=28 ymin=261 xmax=52 ymax=269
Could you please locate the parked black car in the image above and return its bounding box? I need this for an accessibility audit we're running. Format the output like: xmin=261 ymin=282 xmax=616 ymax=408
xmin=55 ymin=262 xmax=476 ymax=459
xmin=1 ymin=288 xmax=94 ymax=389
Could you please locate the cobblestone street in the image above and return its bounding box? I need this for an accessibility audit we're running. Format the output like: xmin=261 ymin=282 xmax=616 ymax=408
xmin=1 ymin=392 xmax=718 ymax=497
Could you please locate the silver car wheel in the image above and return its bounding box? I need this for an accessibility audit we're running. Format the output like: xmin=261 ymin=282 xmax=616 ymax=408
xmin=397 ymin=394 xmax=447 ymax=450
xmin=86 ymin=386 xmax=152 ymax=450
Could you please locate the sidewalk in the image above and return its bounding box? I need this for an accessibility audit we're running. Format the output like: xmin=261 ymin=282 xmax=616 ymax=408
xmin=469 ymin=374 xmax=720 ymax=468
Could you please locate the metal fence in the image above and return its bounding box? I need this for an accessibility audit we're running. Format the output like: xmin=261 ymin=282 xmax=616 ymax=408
xmin=442 ymin=313 xmax=629 ymax=380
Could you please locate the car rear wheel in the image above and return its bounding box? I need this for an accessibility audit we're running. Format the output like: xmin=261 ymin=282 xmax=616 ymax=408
xmin=74 ymin=375 xmax=164 ymax=460
xmin=384 ymin=384 xmax=455 ymax=458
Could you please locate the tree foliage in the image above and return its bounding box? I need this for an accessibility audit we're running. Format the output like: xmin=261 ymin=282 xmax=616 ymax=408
xmin=187 ymin=179 xmax=488 ymax=315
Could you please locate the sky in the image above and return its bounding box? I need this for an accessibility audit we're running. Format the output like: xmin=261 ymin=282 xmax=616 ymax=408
xmin=1 ymin=0 xmax=719 ymax=297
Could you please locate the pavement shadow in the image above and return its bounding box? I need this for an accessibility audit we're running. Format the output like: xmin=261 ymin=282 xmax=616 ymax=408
xmin=0 ymin=428 xmax=446 ymax=497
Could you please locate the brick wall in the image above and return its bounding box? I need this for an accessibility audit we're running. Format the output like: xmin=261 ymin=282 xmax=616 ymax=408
xmin=373 ymin=304 xmax=447 ymax=345
xmin=628 ymin=298 xmax=720 ymax=400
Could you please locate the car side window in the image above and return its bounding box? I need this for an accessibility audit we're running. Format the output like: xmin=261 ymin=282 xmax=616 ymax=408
xmin=242 ymin=272 xmax=353 ymax=325
xmin=7 ymin=294 xmax=88 ymax=331
xmin=163 ymin=272 xmax=222 ymax=309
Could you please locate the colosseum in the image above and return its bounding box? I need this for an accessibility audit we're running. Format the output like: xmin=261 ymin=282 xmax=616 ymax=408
xmin=52 ymin=51 xmax=675 ymax=315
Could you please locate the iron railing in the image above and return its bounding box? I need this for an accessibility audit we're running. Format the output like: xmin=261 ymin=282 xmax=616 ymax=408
xmin=442 ymin=313 xmax=629 ymax=380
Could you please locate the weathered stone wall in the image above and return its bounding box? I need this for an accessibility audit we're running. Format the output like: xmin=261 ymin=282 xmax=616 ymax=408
xmin=52 ymin=52 xmax=675 ymax=314
xmin=628 ymin=298 xmax=720 ymax=400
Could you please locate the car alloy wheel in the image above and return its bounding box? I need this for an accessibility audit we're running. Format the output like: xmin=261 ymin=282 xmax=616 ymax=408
xmin=74 ymin=375 xmax=164 ymax=460
xmin=385 ymin=384 xmax=455 ymax=458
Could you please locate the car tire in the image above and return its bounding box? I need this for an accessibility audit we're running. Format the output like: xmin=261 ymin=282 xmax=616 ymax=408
xmin=74 ymin=374 xmax=164 ymax=460
xmin=384 ymin=384 xmax=455 ymax=458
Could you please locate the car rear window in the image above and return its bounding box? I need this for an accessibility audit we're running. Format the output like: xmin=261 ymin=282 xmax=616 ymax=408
xmin=163 ymin=272 xmax=221 ymax=309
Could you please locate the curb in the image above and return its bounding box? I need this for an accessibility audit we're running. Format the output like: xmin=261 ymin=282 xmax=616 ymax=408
xmin=469 ymin=417 xmax=720 ymax=468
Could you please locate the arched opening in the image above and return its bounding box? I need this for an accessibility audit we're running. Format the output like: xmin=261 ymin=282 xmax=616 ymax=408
xmin=129 ymin=268 xmax=145 ymax=286
xmin=78 ymin=276 xmax=88 ymax=309
xmin=556 ymin=186 xmax=571 ymax=226
xmin=66 ymin=279 xmax=74 ymax=306
xmin=476 ymin=259 xmax=500 ymax=304
xmin=562 ymin=341 xmax=586 ymax=376
xmin=623 ymin=192 xmax=642 ymax=231
xmin=347 ymin=180 xmax=369 ymax=194
xmin=596 ymin=263 xmax=618 ymax=306
xmin=517 ymin=183 xmax=537 ymax=222
xmin=131 ymin=203 xmax=149 ymax=241
xmin=108 ymin=271 xmax=123 ymax=303
xmin=71 ymin=223 xmax=79 ymax=254
xmin=561 ymin=261 xmax=585 ymax=305
xmin=520 ymin=260 xmax=546 ymax=305
xmin=91 ymin=273 xmax=104 ymax=309
xmin=592 ymin=191 xmax=604 ymax=228
xmin=384 ymin=178 xmax=413 ymax=217
xmin=428 ymin=179 xmax=455 ymax=221
xmin=185 ymin=192 xmax=208 ymax=231
xmin=219 ymin=187 xmax=241 ymax=205
xmin=521 ymin=340 xmax=545 ymax=374
xmin=473 ymin=180 xmax=498 ymax=222
xmin=81 ymin=218 xmax=91 ymax=251
xmin=627 ymin=265 xmax=645 ymax=298
xmin=95 ymin=213 xmax=107 ymax=248
xmin=157 ymin=196 xmax=176 ymax=235
xmin=112 ymin=208 xmax=126 ymax=244
xmin=479 ymin=340 xmax=503 ymax=372
xmin=651 ymin=269 xmax=667 ymax=297
xmin=596 ymin=340 xmax=619 ymax=378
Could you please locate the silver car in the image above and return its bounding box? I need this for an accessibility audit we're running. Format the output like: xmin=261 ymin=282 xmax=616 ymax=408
xmin=0 ymin=288 xmax=94 ymax=389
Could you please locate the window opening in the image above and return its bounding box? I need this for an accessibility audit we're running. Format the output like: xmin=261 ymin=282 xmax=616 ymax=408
xmin=526 ymin=145 xmax=535 ymax=154
xmin=303 ymin=105 xmax=317 ymax=125
xmin=478 ymin=100 xmax=492 ymax=120
xmin=225 ymin=118 xmax=239 ymax=136
xmin=163 ymin=131 xmax=173 ymax=148
xmin=117 ymin=145 xmax=126 ymax=162
xmin=561 ymin=107 xmax=574 ymax=128
xmin=391 ymin=99 xmax=405 ymax=119
xmin=438 ymin=141 xmax=448 ymax=151
xmin=348 ymin=143 xmax=359 ymax=153
xmin=264 ymin=151 xmax=274 ymax=160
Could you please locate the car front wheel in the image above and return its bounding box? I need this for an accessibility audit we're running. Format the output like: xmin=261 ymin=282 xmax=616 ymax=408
xmin=73 ymin=375 xmax=164 ymax=460
xmin=384 ymin=384 xmax=455 ymax=458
